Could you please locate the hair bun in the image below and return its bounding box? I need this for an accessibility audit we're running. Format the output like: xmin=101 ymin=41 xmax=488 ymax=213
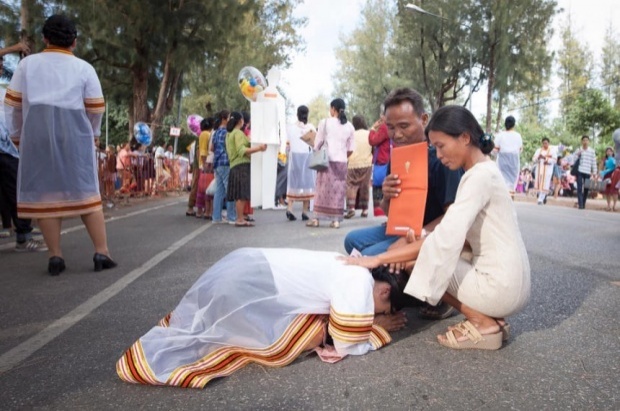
xmin=479 ymin=133 xmax=495 ymax=154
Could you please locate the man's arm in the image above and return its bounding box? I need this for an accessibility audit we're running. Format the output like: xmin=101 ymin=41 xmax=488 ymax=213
xmin=368 ymin=122 xmax=388 ymax=146
xmin=0 ymin=42 xmax=30 ymax=58
xmin=2 ymin=42 xmax=30 ymax=147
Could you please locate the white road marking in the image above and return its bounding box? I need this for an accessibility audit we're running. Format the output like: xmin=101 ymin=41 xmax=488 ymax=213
xmin=0 ymin=200 xmax=184 ymax=251
xmin=0 ymin=215 xmax=210 ymax=373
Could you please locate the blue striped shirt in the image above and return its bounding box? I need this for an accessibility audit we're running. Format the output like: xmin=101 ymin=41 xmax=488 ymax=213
xmin=211 ymin=127 xmax=230 ymax=168
xmin=0 ymin=89 xmax=19 ymax=158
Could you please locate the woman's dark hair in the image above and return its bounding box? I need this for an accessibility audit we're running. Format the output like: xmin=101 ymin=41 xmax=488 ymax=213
xmin=330 ymin=98 xmax=347 ymax=124
xmin=425 ymin=105 xmax=495 ymax=155
xmin=129 ymin=137 xmax=141 ymax=151
xmin=200 ymin=117 xmax=214 ymax=131
xmin=241 ymin=112 xmax=251 ymax=132
xmin=383 ymin=88 xmax=426 ymax=117
xmin=219 ymin=110 xmax=231 ymax=122
xmin=371 ymin=266 xmax=406 ymax=313
xmin=226 ymin=111 xmax=243 ymax=132
xmin=505 ymin=115 xmax=516 ymax=130
xmin=352 ymin=115 xmax=367 ymax=131
xmin=297 ymin=105 xmax=309 ymax=124
xmin=542 ymin=137 xmax=550 ymax=143
xmin=42 ymin=15 xmax=77 ymax=48
xmin=605 ymin=146 xmax=615 ymax=158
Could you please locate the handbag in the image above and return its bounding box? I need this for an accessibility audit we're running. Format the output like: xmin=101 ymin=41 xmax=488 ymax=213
xmin=300 ymin=129 xmax=316 ymax=147
xmin=204 ymin=151 xmax=215 ymax=173
xmin=584 ymin=178 xmax=605 ymax=191
xmin=206 ymin=176 xmax=217 ymax=196
xmin=570 ymin=157 xmax=580 ymax=176
xmin=197 ymin=171 xmax=209 ymax=194
xmin=371 ymin=136 xmax=391 ymax=187
xmin=309 ymin=148 xmax=329 ymax=171
xmin=308 ymin=120 xmax=329 ymax=171
xmin=372 ymin=163 xmax=389 ymax=186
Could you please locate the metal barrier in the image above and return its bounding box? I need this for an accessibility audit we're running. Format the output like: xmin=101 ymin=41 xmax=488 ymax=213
xmin=97 ymin=150 xmax=190 ymax=205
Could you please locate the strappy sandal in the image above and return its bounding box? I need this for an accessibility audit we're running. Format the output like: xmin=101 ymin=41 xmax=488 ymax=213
xmin=498 ymin=322 xmax=511 ymax=341
xmin=329 ymin=221 xmax=340 ymax=229
xmin=361 ymin=210 xmax=368 ymax=218
xmin=438 ymin=320 xmax=502 ymax=350
xmin=448 ymin=320 xmax=510 ymax=342
xmin=343 ymin=209 xmax=355 ymax=219
xmin=306 ymin=219 xmax=319 ymax=227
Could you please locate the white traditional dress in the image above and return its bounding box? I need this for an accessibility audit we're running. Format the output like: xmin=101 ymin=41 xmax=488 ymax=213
xmin=286 ymin=121 xmax=316 ymax=202
xmin=494 ymin=129 xmax=522 ymax=191
xmin=117 ymin=248 xmax=391 ymax=388
xmin=532 ymin=146 xmax=557 ymax=194
xmin=4 ymin=46 xmax=105 ymax=218
xmin=405 ymin=161 xmax=530 ymax=319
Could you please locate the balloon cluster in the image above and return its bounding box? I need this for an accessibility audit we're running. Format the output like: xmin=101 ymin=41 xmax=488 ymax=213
xmin=133 ymin=122 xmax=152 ymax=146
xmin=238 ymin=66 xmax=266 ymax=102
xmin=187 ymin=114 xmax=203 ymax=137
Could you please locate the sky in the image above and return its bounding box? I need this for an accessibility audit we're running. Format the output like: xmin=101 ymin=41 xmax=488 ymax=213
xmin=280 ymin=0 xmax=618 ymax=121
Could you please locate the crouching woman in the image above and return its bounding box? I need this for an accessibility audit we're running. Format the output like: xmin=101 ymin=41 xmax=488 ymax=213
xmin=343 ymin=105 xmax=530 ymax=350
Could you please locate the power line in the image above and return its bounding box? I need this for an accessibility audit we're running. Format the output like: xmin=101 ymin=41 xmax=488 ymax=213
xmin=508 ymin=79 xmax=620 ymax=112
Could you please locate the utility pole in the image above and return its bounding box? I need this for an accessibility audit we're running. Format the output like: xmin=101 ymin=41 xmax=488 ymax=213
xmin=173 ymin=72 xmax=183 ymax=155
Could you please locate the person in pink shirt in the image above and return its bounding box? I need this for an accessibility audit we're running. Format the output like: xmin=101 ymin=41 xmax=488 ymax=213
xmin=306 ymin=98 xmax=355 ymax=229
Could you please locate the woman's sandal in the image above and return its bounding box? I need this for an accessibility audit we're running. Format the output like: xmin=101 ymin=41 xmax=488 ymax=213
xmin=306 ymin=219 xmax=319 ymax=227
xmin=498 ymin=322 xmax=511 ymax=341
xmin=235 ymin=221 xmax=255 ymax=227
xmin=361 ymin=210 xmax=368 ymax=218
xmin=448 ymin=320 xmax=510 ymax=341
xmin=343 ymin=209 xmax=355 ymax=219
xmin=438 ymin=320 xmax=503 ymax=350
xmin=329 ymin=221 xmax=340 ymax=229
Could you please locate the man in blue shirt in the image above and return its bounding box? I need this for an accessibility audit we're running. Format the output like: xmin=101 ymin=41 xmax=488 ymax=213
xmin=0 ymin=42 xmax=47 ymax=252
xmin=210 ymin=110 xmax=237 ymax=223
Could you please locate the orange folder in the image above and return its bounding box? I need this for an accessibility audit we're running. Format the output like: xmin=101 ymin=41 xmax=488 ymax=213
xmin=386 ymin=142 xmax=428 ymax=236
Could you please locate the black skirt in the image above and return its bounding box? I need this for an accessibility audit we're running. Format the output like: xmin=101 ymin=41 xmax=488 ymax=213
xmin=227 ymin=163 xmax=251 ymax=201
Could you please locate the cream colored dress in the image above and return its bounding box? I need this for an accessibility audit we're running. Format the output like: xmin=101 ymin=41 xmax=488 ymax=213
xmin=405 ymin=160 xmax=530 ymax=318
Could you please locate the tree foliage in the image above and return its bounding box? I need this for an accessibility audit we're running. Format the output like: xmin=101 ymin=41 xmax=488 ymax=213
xmin=183 ymin=0 xmax=306 ymax=118
xmin=388 ymin=0 xmax=557 ymax=131
xmin=307 ymin=94 xmax=329 ymax=128
xmin=1 ymin=0 xmax=305 ymax=143
xmin=566 ymin=88 xmax=620 ymax=139
xmin=393 ymin=0 xmax=477 ymax=112
xmin=476 ymin=0 xmax=556 ymax=132
xmin=600 ymin=24 xmax=620 ymax=110
xmin=333 ymin=0 xmax=399 ymax=123
xmin=557 ymin=15 xmax=593 ymax=118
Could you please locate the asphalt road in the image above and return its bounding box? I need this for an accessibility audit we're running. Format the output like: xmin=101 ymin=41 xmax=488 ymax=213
xmin=0 ymin=195 xmax=618 ymax=410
